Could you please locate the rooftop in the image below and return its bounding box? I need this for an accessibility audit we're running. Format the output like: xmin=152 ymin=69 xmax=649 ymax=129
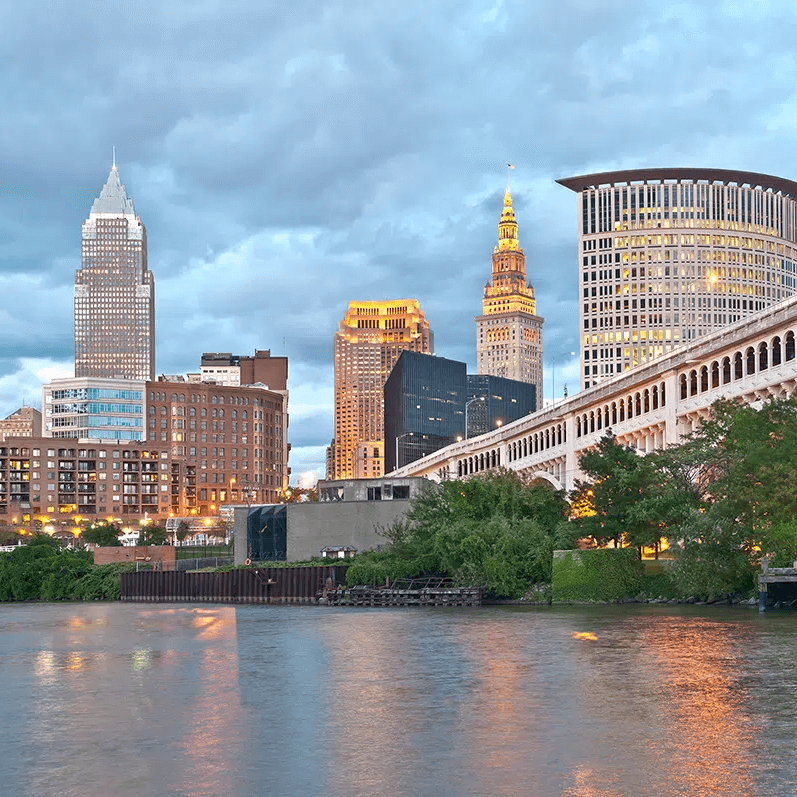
xmin=90 ymin=164 xmax=137 ymax=216
xmin=557 ymin=167 xmax=797 ymax=198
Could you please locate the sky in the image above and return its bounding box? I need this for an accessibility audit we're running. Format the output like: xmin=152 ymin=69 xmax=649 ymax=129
xmin=2 ymin=0 xmax=797 ymax=485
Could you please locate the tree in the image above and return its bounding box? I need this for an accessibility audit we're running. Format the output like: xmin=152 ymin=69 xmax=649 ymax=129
xmin=573 ymin=432 xmax=664 ymax=552
xmin=176 ymin=520 xmax=191 ymax=543
xmin=663 ymin=397 xmax=797 ymax=597
xmin=81 ymin=521 xmax=122 ymax=547
xmin=348 ymin=469 xmax=575 ymax=597
xmin=138 ymin=525 xmax=167 ymax=546
xmin=0 ymin=527 xmax=23 ymax=546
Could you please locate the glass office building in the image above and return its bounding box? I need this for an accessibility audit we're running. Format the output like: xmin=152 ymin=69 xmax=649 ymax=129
xmin=43 ymin=377 xmax=145 ymax=441
xmin=384 ymin=352 xmax=537 ymax=473
xmin=465 ymin=374 xmax=536 ymax=437
xmin=557 ymin=168 xmax=797 ymax=389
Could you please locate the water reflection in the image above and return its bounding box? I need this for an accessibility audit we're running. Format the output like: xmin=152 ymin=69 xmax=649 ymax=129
xmin=180 ymin=609 xmax=245 ymax=797
xmin=561 ymin=764 xmax=625 ymax=797
xmin=640 ymin=615 xmax=759 ymax=797
xmin=454 ymin=616 xmax=544 ymax=795
xmin=2 ymin=604 xmax=797 ymax=797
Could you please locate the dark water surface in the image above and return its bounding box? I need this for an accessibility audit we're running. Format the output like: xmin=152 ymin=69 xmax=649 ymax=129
xmin=1 ymin=603 xmax=796 ymax=797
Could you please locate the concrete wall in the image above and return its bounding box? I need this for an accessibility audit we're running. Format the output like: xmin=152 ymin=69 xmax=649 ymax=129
xmin=232 ymin=509 xmax=249 ymax=565
xmin=286 ymin=500 xmax=411 ymax=561
xmin=233 ymin=499 xmax=414 ymax=563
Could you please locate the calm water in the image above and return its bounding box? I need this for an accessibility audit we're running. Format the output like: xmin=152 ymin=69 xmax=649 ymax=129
xmin=1 ymin=603 xmax=796 ymax=797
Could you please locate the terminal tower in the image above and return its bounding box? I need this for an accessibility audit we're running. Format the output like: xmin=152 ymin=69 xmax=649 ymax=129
xmin=475 ymin=184 xmax=544 ymax=401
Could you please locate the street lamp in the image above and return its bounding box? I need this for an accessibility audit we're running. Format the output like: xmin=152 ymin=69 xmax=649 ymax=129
xmin=551 ymin=351 xmax=576 ymax=405
xmin=464 ymin=396 xmax=485 ymax=439
xmin=395 ymin=432 xmax=413 ymax=470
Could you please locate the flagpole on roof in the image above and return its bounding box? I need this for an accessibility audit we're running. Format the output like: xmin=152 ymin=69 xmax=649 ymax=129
xmin=506 ymin=162 xmax=515 ymax=192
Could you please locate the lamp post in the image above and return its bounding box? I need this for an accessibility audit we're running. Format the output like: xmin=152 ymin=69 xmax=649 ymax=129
xmin=395 ymin=432 xmax=413 ymax=471
xmin=551 ymin=351 xmax=576 ymax=405
xmin=464 ymin=396 xmax=485 ymax=439
xmin=239 ymin=476 xmax=255 ymax=556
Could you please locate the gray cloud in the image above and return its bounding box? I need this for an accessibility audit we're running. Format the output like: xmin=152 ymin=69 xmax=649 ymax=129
xmin=1 ymin=0 xmax=795 ymax=479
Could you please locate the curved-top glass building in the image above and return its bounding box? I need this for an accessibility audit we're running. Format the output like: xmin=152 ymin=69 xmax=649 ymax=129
xmin=557 ymin=168 xmax=797 ymax=389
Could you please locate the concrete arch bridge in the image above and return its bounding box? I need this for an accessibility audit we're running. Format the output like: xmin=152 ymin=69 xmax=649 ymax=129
xmin=391 ymin=295 xmax=797 ymax=492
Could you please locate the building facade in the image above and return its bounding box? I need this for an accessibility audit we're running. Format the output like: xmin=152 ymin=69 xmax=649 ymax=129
xmin=195 ymin=350 xmax=288 ymax=391
xmin=330 ymin=299 xmax=433 ymax=479
xmin=43 ymin=377 xmax=145 ymax=441
xmin=75 ymin=160 xmax=155 ymax=381
xmin=233 ymin=477 xmax=429 ymax=563
xmin=147 ymin=377 xmax=289 ymax=510
xmin=383 ymin=351 xmax=537 ymax=473
xmin=6 ymin=377 xmax=290 ymax=527
xmin=0 ymin=407 xmax=42 ymax=441
xmin=0 ymin=437 xmax=173 ymax=527
xmin=383 ymin=350 xmax=466 ymax=472
xmin=476 ymin=186 xmax=544 ymax=397
xmin=557 ymin=168 xmax=797 ymax=389
xmin=465 ymin=373 xmax=536 ymax=437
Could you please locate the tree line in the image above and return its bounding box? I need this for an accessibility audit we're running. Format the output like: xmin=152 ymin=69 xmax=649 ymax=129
xmin=349 ymin=396 xmax=797 ymax=599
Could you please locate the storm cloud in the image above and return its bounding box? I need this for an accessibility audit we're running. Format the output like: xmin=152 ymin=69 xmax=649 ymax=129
xmin=2 ymin=0 xmax=796 ymax=481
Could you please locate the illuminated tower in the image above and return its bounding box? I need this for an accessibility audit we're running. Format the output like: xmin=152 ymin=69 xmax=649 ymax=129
xmin=476 ymin=185 xmax=544 ymax=400
xmin=75 ymin=158 xmax=155 ymax=380
xmin=557 ymin=168 xmax=797 ymax=390
xmin=331 ymin=300 xmax=433 ymax=479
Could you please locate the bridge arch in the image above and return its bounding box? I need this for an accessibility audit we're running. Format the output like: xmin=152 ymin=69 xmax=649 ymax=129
xmin=526 ymin=470 xmax=564 ymax=491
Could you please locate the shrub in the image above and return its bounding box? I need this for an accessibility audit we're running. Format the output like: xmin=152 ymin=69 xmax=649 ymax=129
xmin=552 ymin=548 xmax=644 ymax=602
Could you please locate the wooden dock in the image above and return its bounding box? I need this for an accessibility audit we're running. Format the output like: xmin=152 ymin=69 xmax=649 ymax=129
xmin=322 ymin=577 xmax=483 ymax=607
xmin=758 ymin=557 xmax=797 ymax=611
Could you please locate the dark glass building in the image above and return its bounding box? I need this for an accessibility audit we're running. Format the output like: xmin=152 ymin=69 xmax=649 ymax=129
xmin=384 ymin=351 xmax=466 ymax=473
xmin=384 ymin=352 xmax=537 ymax=473
xmin=465 ymin=374 xmax=536 ymax=437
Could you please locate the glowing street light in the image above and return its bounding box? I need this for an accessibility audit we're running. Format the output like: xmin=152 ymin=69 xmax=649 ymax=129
xmin=395 ymin=432 xmax=413 ymax=470
xmin=465 ymin=396 xmax=485 ymax=439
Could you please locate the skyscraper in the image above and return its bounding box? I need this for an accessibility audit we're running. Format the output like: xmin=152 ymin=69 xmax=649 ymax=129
xmin=476 ymin=185 xmax=544 ymax=400
xmin=331 ymin=300 xmax=433 ymax=479
xmin=75 ymin=159 xmax=154 ymax=381
xmin=382 ymin=351 xmax=536 ymax=473
xmin=556 ymin=168 xmax=797 ymax=390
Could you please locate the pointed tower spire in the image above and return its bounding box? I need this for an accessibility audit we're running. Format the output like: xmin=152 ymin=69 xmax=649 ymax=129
xmin=90 ymin=158 xmax=135 ymax=216
xmin=497 ymin=186 xmax=519 ymax=252
xmin=475 ymin=171 xmax=544 ymax=398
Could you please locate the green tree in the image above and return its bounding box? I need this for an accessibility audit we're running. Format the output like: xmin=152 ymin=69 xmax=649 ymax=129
xmin=0 ymin=527 xmax=23 ymax=546
xmin=666 ymin=398 xmax=797 ymax=597
xmin=81 ymin=521 xmax=123 ymax=547
xmin=348 ymin=470 xmax=574 ymax=597
xmin=573 ymin=432 xmax=664 ymax=552
xmin=138 ymin=525 xmax=167 ymax=546
xmin=176 ymin=520 xmax=191 ymax=542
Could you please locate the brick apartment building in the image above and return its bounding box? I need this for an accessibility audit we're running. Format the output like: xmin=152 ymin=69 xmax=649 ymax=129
xmin=0 ymin=378 xmax=288 ymax=530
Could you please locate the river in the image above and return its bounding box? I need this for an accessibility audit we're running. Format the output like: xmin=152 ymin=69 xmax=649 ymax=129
xmin=0 ymin=603 xmax=795 ymax=797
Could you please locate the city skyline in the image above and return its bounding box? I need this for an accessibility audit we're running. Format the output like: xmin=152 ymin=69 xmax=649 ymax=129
xmin=3 ymin=0 xmax=797 ymax=483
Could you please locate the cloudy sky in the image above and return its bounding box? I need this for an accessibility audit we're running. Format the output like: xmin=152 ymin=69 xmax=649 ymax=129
xmin=2 ymin=0 xmax=796 ymax=483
